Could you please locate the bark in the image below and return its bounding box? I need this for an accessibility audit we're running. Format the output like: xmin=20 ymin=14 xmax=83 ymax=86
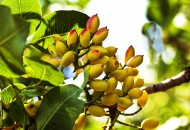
xmin=144 ymin=67 xmax=190 ymax=94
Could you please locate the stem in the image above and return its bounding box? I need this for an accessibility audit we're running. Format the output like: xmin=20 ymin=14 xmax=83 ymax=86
xmin=120 ymin=107 xmax=142 ymax=116
xmin=27 ymin=33 xmax=67 ymax=45
xmin=102 ymin=117 xmax=110 ymax=130
xmin=144 ymin=67 xmax=190 ymax=94
xmin=78 ymin=49 xmax=90 ymax=58
xmin=116 ymin=120 xmax=141 ymax=130
xmin=108 ymin=109 xmax=120 ymax=130
xmin=85 ymin=91 xmax=104 ymax=105
xmin=121 ymin=64 xmax=127 ymax=69
xmin=84 ymin=87 xmax=92 ymax=103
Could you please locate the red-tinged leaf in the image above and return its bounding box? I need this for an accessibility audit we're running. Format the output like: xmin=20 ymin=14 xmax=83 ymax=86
xmin=125 ymin=45 xmax=135 ymax=63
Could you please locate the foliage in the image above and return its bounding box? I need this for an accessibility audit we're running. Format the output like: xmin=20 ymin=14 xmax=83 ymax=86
xmin=0 ymin=0 xmax=190 ymax=130
xmin=0 ymin=0 xmax=88 ymax=129
xmin=39 ymin=0 xmax=90 ymax=14
xmin=142 ymin=0 xmax=190 ymax=80
xmin=0 ymin=0 xmax=154 ymax=129
xmin=141 ymin=0 xmax=190 ymax=129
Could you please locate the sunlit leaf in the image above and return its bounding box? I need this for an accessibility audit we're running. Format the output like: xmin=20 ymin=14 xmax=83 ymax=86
xmin=3 ymin=0 xmax=42 ymax=34
xmin=1 ymin=86 xmax=16 ymax=105
xmin=80 ymin=72 xmax=89 ymax=89
xmin=23 ymin=57 xmax=64 ymax=86
xmin=0 ymin=5 xmax=29 ymax=77
xmin=36 ymin=84 xmax=86 ymax=130
xmin=24 ymin=45 xmax=47 ymax=61
xmin=29 ymin=10 xmax=89 ymax=48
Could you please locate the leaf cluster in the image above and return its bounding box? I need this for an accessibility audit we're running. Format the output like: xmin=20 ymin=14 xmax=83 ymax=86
xmin=0 ymin=0 xmax=89 ymax=129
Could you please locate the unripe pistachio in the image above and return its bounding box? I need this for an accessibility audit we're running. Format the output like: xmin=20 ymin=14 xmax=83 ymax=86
xmin=91 ymin=56 xmax=109 ymax=65
xmin=128 ymin=88 xmax=143 ymax=99
xmin=109 ymin=69 xmax=128 ymax=82
xmin=73 ymin=113 xmax=87 ymax=130
xmin=60 ymin=51 xmax=75 ymax=67
xmin=114 ymin=89 xmax=123 ymax=97
xmin=141 ymin=118 xmax=159 ymax=130
xmin=82 ymin=54 xmax=88 ymax=64
xmin=87 ymin=49 xmax=101 ymax=61
xmin=90 ymin=46 xmax=108 ymax=57
xmin=117 ymin=104 xmax=128 ymax=112
xmin=67 ymin=29 xmax=78 ymax=47
xmin=134 ymin=78 xmax=144 ymax=88
xmin=92 ymin=27 xmax=109 ymax=45
xmin=52 ymin=34 xmax=64 ymax=42
xmin=125 ymin=45 xmax=135 ymax=63
xmin=78 ymin=60 xmax=82 ymax=67
xmin=106 ymin=46 xmax=118 ymax=57
xmin=92 ymin=91 xmax=103 ymax=99
xmin=86 ymin=14 xmax=100 ymax=34
xmin=55 ymin=40 xmax=68 ymax=56
xmin=88 ymin=64 xmax=104 ymax=80
xmin=89 ymin=80 xmax=108 ymax=91
xmin=105 ymin=77 xmax=118 ymax=93
xmin=125 ymin=67 xmax=134 ymax=77
xmin=41 ymin=54 xmax=60 ymax=68
xmin=101 ymin=93 xmax=118 ymax=106
xmin=122 ymin=76 xmax=134 ymax=93
xmin=80 ymin=29 xmax=91 ymax=48
xmin=41 ymin=54 xmax=51 ymax=61
xmin=84 ymin=65 xmax=91 ymax=72
xmin=88 ymin=105 xmax=105 ymax=117
xmin=75 ymin=68 xmax=84 ymax=76
xmin=48 ymin=44 xmax=58 ymax=57
xmin=117 ymin=97 xmax=133 ymax=109
xmin=106 ymin=58 xmax=119 ymax=72
xmin=24 ymin=100 xmax=42 ymax=117
xmin=137 ymin=90 xmax=148 ymax=108
xmin=127 ymin=55 xmax=143 ymax=68
xmin=132 ymin=68 xmax=139 ymax=76
xmin=48 ymin=57 xmax=60 ymax=68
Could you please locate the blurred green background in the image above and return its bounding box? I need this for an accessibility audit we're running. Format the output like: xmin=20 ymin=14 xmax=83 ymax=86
xmin=1 ymin=0 xmax=190 ymax=129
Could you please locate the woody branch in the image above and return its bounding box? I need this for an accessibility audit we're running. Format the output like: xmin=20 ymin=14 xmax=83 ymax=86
xmin=144 ymin=67 xmax=190 ymax=94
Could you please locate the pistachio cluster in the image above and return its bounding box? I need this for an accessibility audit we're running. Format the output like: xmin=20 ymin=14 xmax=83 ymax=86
xmin=41 ymin=14 xmax=158 ymax=130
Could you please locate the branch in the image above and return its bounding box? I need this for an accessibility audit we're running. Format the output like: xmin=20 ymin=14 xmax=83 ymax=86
xmin=144 ymin=67 xmax=190 ymax=94
xmin=116 ymin=120 xmax=141 ymax=129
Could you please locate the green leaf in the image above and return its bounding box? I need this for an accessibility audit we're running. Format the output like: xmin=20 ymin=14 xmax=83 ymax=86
xmin=74 ymin=71 xmax=89 ymax=89
xmin=2 ymin=0 xmax=42 ymax=34
xmin=1 ymin=86 xmax=16 ymax=105
xmin=23 ymin=57 xmax=64 ymax=86
xmin=2 ymin=114 xmax=15 ymax=127
xmin=80 ymin=72 xmax=89 ymax=89
xmin=9 ymin=95 xmax=30 ymax=128
xmin=24 ymin=45 xmax=47 ymax=61
xmin=36 ymin=84 xmax=86 ymax=130
xmin=0 ymin=5 xmax=30 ymax=77
xmin=30 ymin=10 xmax=89 ymax=47
xmin=22 ymin=88 xmax=45 ymax=98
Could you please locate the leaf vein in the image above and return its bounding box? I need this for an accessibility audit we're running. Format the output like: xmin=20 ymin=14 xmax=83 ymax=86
xmin=0 ymin=24 xmax=28 ymax=46
xmin=41 ymin=89 xmax=80 ymax=129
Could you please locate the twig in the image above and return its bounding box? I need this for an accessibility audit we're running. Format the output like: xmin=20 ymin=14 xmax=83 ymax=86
xmin=116 ymin=120 xmax=141 ymax=129
xmin=144 ymin=67 xmax=190 ymax=94
xmin=108 ymin=109 xmax=120 ymax=130
xmin=120 ymin=108 xmax=142 ymax=116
